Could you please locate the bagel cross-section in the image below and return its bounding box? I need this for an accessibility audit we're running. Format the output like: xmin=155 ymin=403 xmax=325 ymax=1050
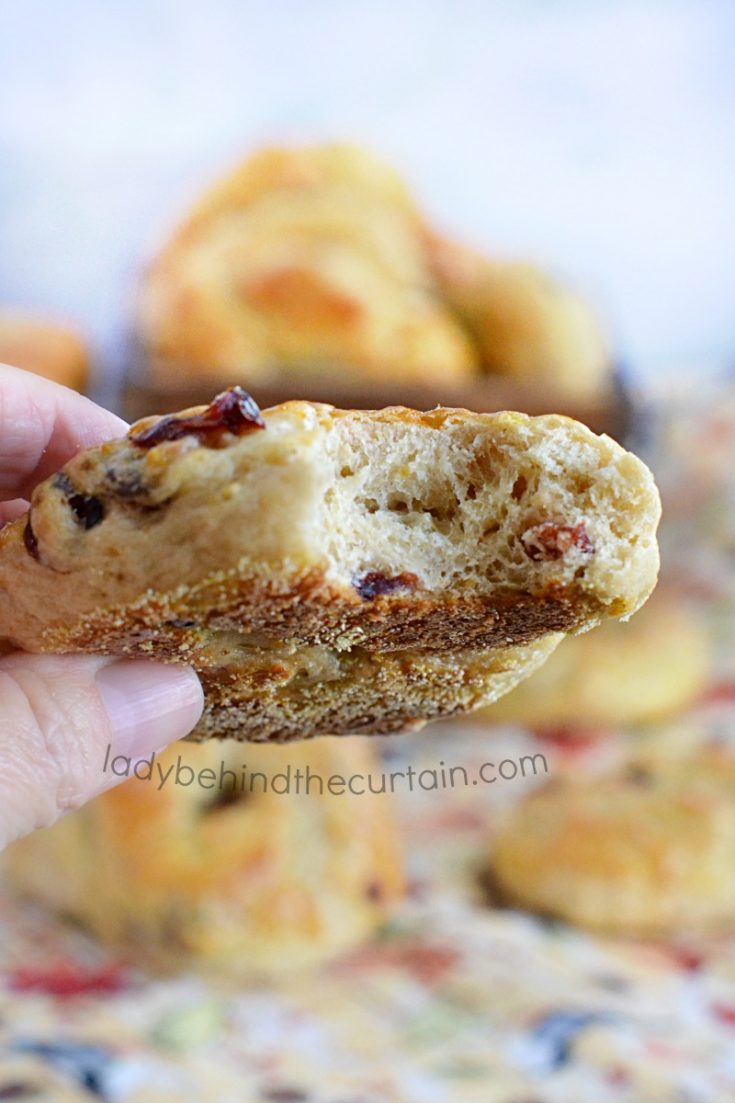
xmin=0 ymin=387 xmax=660 ymax=742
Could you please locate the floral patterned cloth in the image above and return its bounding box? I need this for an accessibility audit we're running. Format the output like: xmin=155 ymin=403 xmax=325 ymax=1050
xmin=2 ymin=383 xmax=735 ymax=1102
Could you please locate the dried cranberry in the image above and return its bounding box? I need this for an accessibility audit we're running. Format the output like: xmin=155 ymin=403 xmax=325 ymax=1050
xmin=204 ymin=785 xmax=248 ymax=813
xmin=70 ymin=494 xmax=105 ymax=529
xmin=354 ymin=570 xmax=419 ymax=600
xmin=23 ymin=516 xmax=39 ymax=560
xmin=130 ymin=386 xmax=265 ymax=449
xmin=521 ymin=520 xmax=594 ymax=561
xmin=54 ymin=474 xmax=105 ymax=530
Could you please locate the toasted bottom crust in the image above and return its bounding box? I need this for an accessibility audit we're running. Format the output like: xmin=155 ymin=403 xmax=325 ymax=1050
xmin=19 ymin=564 xmax=577 ymax=740
xmin=33 ymin=567 xmax=599 ymax=654
xmin=193 ymin=635 xmax=562 ymax=742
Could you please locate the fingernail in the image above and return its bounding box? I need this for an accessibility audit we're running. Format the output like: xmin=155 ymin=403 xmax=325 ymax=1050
xmin=96 ymin=661 xmax=204 ymax=759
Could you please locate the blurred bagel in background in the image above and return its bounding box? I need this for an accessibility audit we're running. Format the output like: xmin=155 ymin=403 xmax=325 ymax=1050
xmin=490 ymin=746 xmax=735 ymax=936
xmin=3 ymin=737 xmax=404 ymax=977
xmin=480 ymin=587 xmax=709 ymax=734
xmin=173 ymin=142 xmax=423 ymax=238
xmin=136 ymin=141 xmax=617 ymax=415
xmin=139 ymin=143 xmax=478 ymax=389
xmin=0 ymin=309 xmax=89 ymax=392
xmin=427 ymin=233 xmax=612 ymax=401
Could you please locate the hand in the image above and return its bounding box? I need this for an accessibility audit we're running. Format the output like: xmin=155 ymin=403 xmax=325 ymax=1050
xmin=0 ymin=365 xmax=203 ymax=848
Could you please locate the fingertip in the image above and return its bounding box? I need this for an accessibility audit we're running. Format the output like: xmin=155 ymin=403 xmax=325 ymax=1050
xmin=96 ymin=661 xmax=204 ymax=759
xmin=0 ymin=364 xmax=128 ymax=499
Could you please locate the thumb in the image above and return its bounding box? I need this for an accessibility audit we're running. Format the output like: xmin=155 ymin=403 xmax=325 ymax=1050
xmin=0 ymin=653 xmax=204 ymax=848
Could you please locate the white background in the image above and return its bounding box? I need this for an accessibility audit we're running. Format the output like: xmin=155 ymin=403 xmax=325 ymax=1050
xmin=0 ymin=0 xmax=733 ymax=385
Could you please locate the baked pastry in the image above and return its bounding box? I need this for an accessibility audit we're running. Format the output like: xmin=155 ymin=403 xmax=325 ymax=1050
xmin=0 ymin=387 xmax=661 ymax=742
xmin=482 ymin=587 xmax=708 ymax=732
xmin=0 ymin=309 xmax=89 ymax=392
xmin=174 ymin=142 xmax=422 ymax=237
xmin=139 ymin=143 xmax=477 ymax=388
xmin=427 ymin=235 xmax=612 ymax=401
xmin=3 ymin=737 xmax=404 ymax=974
xmin=491 ymin=748 xmax=735 ymax=935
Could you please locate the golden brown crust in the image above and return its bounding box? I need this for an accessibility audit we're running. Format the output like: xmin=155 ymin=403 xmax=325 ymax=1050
xmin=39 ymin=569 xmax=588 ymax=658
xmin=0 ymin=556 xmax=568 ymax=741
xmin=193 ymin=635 xmax=563 ymax=742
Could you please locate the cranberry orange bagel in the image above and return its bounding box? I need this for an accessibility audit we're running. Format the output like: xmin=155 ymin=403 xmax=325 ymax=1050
xmin=0 ymin=309 xmax=89 ymax=392
xmin=491 ymin=749 xmax=735 ymax=935
xmin=4 ymin=737 xmax=404 ymax=974
xmin=427 ymin=235 xmax=612 ymax=402
xmin=0 ymin=388 xmax=660 ymax=741
xmin=140 ymin=143 xmax=476 ymax=387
